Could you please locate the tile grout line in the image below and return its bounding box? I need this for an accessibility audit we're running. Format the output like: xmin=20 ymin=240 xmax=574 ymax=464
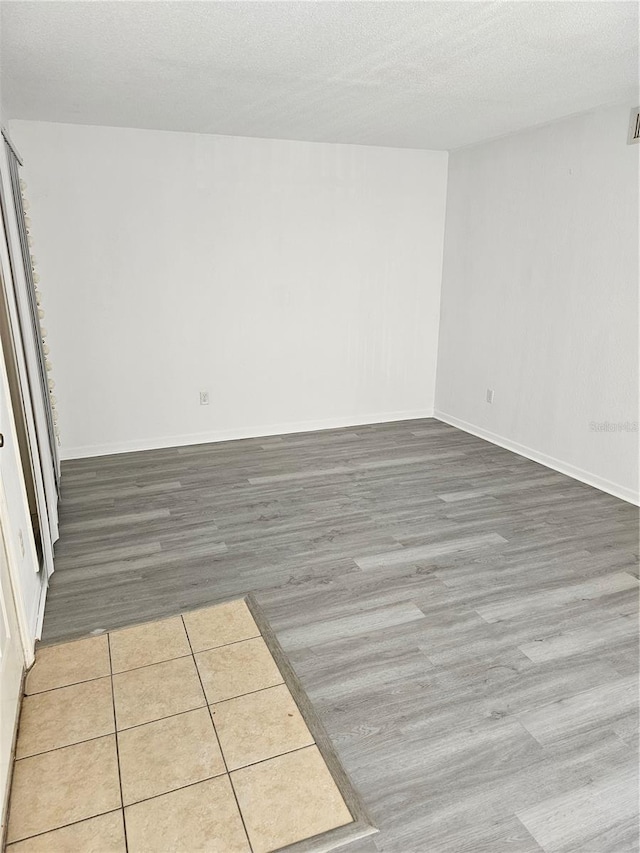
xmin=207 ymin=678 xmax=285 ymax=707
xmin=23 ymin=672 xmax=110 ymax=697
xmin=16 ymin=676 xmax=292 ymax=763
xmin=18 ymin=736 xmax=322 ymax=815
xmin=106 ymin=633 xmax=129 ymax=853
xmin=181 ymin=613 xmax=255 ymax=853
xmin=190 ymin=632 xmax=262 ymax=655
xmin=30 ymin=630 xmax=264 ymax=693
xmin=112 ymin=630 xmax=264 ymax=675
xmin=15 ymin=731 xmax=116 ymax=764
xmin=227 ymin=742 xmax=317 ymax=776
xmin=93 ymin=738 xmax=321 ymax=814
xmin=5 ymin=809 xmax=125 ymax=847
xmin=102 ymin=771 xmax=229 ymax=813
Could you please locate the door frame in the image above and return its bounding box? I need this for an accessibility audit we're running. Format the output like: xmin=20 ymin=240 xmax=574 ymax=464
xmin=0 ymin=330 xmax=38 ymax=665
xmin=0 ymin=473 xmax=28 ymax=849
xmin=0 ymin=141 xmax=56 ymax=581
xmin=0 ymin=132 xmax=50 ymax=652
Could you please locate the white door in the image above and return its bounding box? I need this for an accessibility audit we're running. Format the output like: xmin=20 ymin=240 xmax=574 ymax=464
xmin=0 ymin=502 xmax=25 ymax=834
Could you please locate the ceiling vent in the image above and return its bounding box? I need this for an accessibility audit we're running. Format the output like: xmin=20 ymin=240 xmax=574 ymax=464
xmin=628 ymin=107 xmax=640 ymax=145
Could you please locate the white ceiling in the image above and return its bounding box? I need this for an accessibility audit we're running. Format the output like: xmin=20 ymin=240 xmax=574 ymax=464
xmin=1 ymin=1 xmax=637 ymax=151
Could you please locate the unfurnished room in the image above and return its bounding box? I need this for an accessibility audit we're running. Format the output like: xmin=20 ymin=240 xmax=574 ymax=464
xmin=0 ymin=2 xmax=638 ymax=852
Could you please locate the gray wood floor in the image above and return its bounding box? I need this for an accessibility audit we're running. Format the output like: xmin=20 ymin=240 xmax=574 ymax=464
xmin=44 ymin=418 xmax=639 ymax=853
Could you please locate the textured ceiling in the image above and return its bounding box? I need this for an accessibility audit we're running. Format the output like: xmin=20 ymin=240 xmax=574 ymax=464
xmin=1 ymin=1 xmax=638 ymax=150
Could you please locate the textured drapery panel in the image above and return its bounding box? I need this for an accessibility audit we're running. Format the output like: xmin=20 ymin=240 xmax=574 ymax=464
xmin=19 ymin=177 xmax=61 ymax=452
xmin=5 ymin=148 xmax=60 ymax=480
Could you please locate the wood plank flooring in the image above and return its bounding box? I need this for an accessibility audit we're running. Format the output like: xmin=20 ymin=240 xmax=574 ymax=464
xmin=43 ymin=418 xmax=639 ymax=853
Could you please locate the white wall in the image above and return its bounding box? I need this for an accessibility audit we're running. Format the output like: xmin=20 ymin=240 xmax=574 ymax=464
xmin=9 ymin=121 xmax=448 ymax=458
xmin=436 ymin=104 xmax=639 ymax=503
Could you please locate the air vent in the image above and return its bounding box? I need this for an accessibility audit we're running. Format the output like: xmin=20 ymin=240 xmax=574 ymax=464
xmin=628 ymin=107 xmax=640 ymax=145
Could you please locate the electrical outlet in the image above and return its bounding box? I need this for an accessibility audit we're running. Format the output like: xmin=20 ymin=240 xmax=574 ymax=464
xmin=486 ymin=388 xmax=495 ymax=404
xmin=199 ymin=391 xmax=210 ymax=406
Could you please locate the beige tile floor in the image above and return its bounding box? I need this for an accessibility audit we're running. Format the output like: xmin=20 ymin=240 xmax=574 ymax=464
xmin=5 ymin=599 xmax=353 ymax=853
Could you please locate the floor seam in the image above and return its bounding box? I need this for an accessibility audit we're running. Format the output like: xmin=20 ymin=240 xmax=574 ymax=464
xmin=181 ymin=613 xmax=255 ymax=853
xmin=106 ymin=633 xmax=129 ymax=853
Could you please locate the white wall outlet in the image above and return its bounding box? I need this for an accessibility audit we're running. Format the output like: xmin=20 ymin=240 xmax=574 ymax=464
xmin=486 ymin=388 xmax=495 ymax=404
xmin=199 ymin=391 xmax=210 ymax=406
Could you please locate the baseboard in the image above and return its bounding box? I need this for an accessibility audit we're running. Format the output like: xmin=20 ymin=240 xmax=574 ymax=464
xmin=34 ymin=577 xmax=48 ymax=652
xmin=434 ymin=410 xmax=639 ymax=506
xmin=60 ymin=409 xmax=435 ymax=461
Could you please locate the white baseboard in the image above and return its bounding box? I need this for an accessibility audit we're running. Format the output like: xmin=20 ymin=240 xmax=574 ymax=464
xmin=33 ymin=578 xmax=48 ymax=655
xmin=60 ymin=409 xmax=435 ymax=461
xmin=435 ymin=410 xmax=639 ymax=506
